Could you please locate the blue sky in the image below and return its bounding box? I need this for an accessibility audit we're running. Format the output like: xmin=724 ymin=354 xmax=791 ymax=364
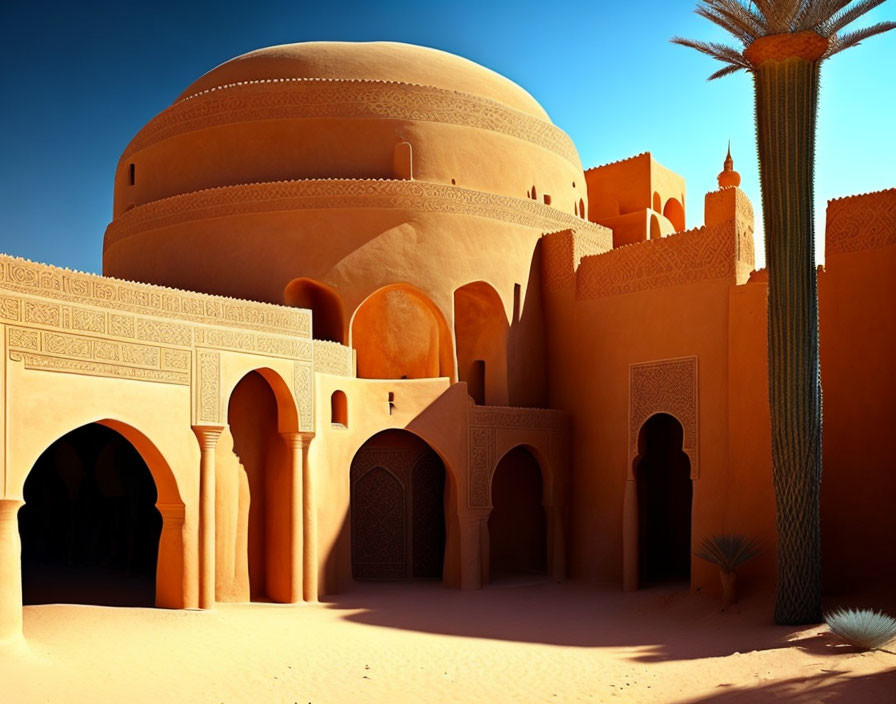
xmin=1 ymin=0 xmax=893 ymax=273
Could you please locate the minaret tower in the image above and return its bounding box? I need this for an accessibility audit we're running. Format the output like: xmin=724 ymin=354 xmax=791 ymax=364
xmin=717 ymin=142 xmax=742 ymax=188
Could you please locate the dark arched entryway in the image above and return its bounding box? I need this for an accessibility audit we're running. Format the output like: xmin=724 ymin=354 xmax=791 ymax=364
xmin=18 ymin=424 xmax=162 ymax=606
xmin=488 ymin=446 xmax=547 ymax=580
xmin=635 ymin=413 xmax=692 ymax=584
xmin=350 ymin=430 xmax=446 ymax=581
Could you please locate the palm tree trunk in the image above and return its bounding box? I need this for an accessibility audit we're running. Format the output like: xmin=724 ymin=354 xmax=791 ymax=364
xmin=754 ymin=58 xmax=823 ymax=625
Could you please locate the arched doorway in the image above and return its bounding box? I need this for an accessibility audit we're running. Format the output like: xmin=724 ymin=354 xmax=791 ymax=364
xmin=284 ymin=277 xmax=345 ymax=343
xmin=350 ymin=430 xmax=446 ymax=581
xmin=453 ymin=281 xmax=509 ymax=405
xmin=18 ymin=424 xmax=162 ymax=607
xmin=635 ymin=413 xmax=692 ymax=584
xmin=351 ymin=284 xmax=454 ymax=380
xmin=488 ymin=446 xmax=547 ymax=580
xmin=222 ymin=370 xmax=294 ymax=602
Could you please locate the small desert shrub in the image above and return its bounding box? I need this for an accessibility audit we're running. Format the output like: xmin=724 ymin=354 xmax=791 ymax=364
xmin=825 ymin=608 xmax=896 ymax=651
xmin=694 ymin=534 xmax=760 ymax=573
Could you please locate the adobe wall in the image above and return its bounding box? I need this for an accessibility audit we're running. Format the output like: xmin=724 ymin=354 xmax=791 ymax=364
xmin=543 ymin=185 xmax=896 ymax=598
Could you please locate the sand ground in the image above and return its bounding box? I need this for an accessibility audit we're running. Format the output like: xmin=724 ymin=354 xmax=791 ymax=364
xmin=2 ymin=580 xmax=894 ymax=703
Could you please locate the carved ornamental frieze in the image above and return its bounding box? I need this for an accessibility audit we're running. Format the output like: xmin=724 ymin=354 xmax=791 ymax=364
xmin=629 ymin=356 xmax=699 ymax=478
xmin=468 ymin=406 xmax=567 ymax=509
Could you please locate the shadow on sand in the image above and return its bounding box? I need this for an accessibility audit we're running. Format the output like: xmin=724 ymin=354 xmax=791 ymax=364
xmin=680 ymin=668 xmax=896 ymax=703
xmin=321 ymin=579 xmax=845 ymax=661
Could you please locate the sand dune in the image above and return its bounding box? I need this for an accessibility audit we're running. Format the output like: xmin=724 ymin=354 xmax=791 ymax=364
xmin=2 ymin=581 xmax=893 ymax=703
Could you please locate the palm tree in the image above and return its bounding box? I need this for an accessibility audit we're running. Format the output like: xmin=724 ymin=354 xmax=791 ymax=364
xmin=673 ymin=1 xmax=894 ymax=625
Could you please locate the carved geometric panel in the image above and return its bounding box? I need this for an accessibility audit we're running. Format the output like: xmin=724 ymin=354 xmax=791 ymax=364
xmin=629 ymin=356 xmax=699 ymax=478
xmin=197 ymin=351 xmax=220 ymax=423
xmin=351 ymin=465 xmax=408 ymax=581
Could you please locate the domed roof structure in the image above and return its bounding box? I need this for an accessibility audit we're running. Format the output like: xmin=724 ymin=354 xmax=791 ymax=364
xmin=176 ymin=41 xmax=550 ymax=121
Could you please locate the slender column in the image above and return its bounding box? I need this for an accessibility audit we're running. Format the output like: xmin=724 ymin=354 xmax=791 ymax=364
xmin=301 ymin=434 xmax=317 ymax=602
xmin=281 ymin=432 xmax=305 ymax=603
xmin=622 ymin=477 xmax=638 ymax=591
xmin=192 ymin=425 xmax=223 ymax=610
xmin=0 ymin=499 xmax=24 ymax=641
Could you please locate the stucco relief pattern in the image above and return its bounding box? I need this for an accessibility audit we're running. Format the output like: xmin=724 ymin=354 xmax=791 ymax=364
xmin=293 ymin=362 xmax=313 ymax=432
xmin=576 ymin=223 xmax=737 ymax=299
xmin=467 ymin=406 xmax=567 ymax=508
xmin=541 ymin=228 xmax=613 ymax=291
xmin=125 ymin=79 xmax=581 ymax=167
xmin=313 ymin=340 xmax=354 ymax=377
xmin=629 ymin=357 xmax=699 ymax=477
xmin=194 ymin=327 xmax=312 ymax=361
xmin=0 ymin=255 xmax=310 ymax=337
xmin=7 ymin=325 xmax=190 ymax=386
xmin=826 ymin=188 xmax=896 ymax=256
xmin=105 ymin=180 xmax=609 ymax=246
xmin=197 ymin=351 xmax=221 ymax=422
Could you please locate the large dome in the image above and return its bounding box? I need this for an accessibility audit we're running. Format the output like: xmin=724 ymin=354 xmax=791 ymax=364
xmin=176 ymin=41 xmax=550 ymax=121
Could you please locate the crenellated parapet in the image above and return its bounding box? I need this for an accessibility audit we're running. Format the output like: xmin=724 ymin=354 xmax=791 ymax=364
xmin=826 ymin=187 xmax=896 ymax=256
xmin=540 ymin=227 xmax=613 ymax=291
xmin=542 ymin=187 xmax=755 ymax=300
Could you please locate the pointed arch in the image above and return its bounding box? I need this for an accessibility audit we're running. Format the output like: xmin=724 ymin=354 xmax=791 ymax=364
xmin=18 ymin=420 xmax=184 ymax=608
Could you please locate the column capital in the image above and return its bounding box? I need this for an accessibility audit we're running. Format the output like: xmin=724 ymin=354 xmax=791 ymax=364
xmin=192 ymin=425 xmax=225 ymax=450
xmin=280 ymin=431 xmax=314 ymax=451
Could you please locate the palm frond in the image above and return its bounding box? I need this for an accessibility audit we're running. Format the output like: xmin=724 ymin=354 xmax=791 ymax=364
xmin=703 ymin=0 xmax=769 ymax=39
xmin=671 ymin=37 xmax=751 ymax=67
xmin=824 ymin=0 xmax=891 ymax=35
xmin=697 ymin=6 xmax=755 ymax=43
xmin=826 ymin=20 xmax=896 ymax=54
xmin=754 ymin=0 xmax=801 ymax=32
xmin=709 ymin=63 xmax=749 ymax=79
xmin=795 ymin=0 xmax=851 ymax=32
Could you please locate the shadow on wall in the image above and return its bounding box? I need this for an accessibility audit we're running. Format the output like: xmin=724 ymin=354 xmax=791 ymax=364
xmin=507 ymin=240 xmax=547 ymax=407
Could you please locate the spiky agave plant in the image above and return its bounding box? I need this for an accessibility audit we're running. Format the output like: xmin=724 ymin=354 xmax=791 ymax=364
xmin=673 ymin=1 xmax=894 ymax=626
xmin=826 ymin=608 xmax=896 ymax=650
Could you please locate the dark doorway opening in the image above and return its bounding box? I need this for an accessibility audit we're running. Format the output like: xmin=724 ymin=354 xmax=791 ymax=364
xmin=350 ymin=430 xmax=446 ymax=581
xmin=488 ymin=446 xmax=547 ymax=580
xmin=636 ymin=413 xmax=692 ymax=584
xmin=18 ymin=424 xmax=161 ymax=607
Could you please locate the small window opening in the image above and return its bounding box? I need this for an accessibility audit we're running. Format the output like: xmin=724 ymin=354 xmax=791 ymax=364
xmin=331 ymin=390 xmax=348 ymax=427
xmin=129 ymin=163 xmax=135 ymax=186
xmin=531 ymin=185 xmax=537 ymax=200
xmin=388 ymin=391 xmax=395 ymax=415
xmin=579 ymin=198 xmax=585 ymax=219
xmin=451 ymin=178 xmax=456 ymax=185
xmin=543 ymin=194 xmax=552 ymax=206
xmin=513 ymin=283 xmax=522 ymax=322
